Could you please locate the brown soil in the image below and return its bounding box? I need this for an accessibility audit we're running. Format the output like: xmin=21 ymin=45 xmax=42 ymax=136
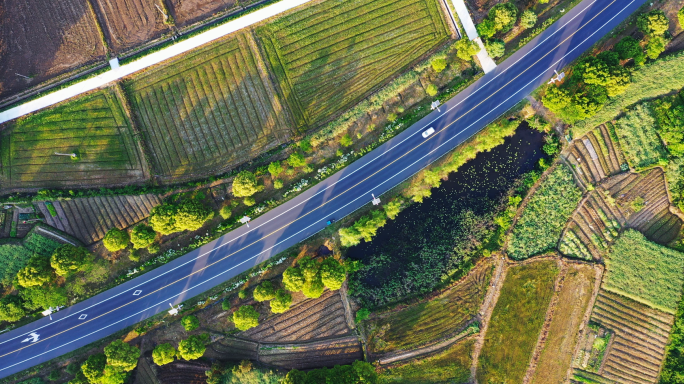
xmin=0 ymin=0 xmax=105 ymax=100
xmin=156 ymin=359 xmax=210 ymax=384
xmin=168 ymin=0 xmax=239 ymax=27
xmin=91 ymin=0 xmax=171 ymax=54
xmin=578 ymin=290 xmax=675 ymax=384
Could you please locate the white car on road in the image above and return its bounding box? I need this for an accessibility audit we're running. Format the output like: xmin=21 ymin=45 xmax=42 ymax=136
xmin=422 ymin=127 xmax=435 ymax=138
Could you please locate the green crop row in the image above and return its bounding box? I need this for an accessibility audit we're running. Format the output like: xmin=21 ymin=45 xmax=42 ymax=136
xmin=508 ymin=164 xmax=583 ymax=259
xmin=613 ymin=103 xmax=668 ymax=169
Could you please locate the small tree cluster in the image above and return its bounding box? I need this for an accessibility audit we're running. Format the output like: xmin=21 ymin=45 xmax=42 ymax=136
xmin=149 ymin=200 xmax=214 ymax=235
xmin=181 ymin=314 xmax=199 ymax=331
xmin=282 ymin=256 xmax=347 ymax=300
xmin=79 ymin=340 xmax=140 ymax=384
xmin=232 ymin=170 xmax=261 ymax=197
xmin=637 ymin=10 xmax=670 ymax=60
xmin=453 ymin=39 xmax=481 ymax=61
xmin=477 ymin=2 xmax=517 ymax=38
xmin=178 ymin=335 xmax=206 ymax=360
xmin=338 ymin=210 xmax=387 ymax=247
xmin=520 ymin=10 xmax=537 ymax=29
xmin=130 ymin=224 xmax=156 ymax=249
xmin=103 ymin=228 xmax=129 ymax=252
xmin=232 ymin=305 xmax=260 ymax=331
xmin=253 ymin=281 xmax=276 ymax=302
xmin=152 ymin=343 xmax=177 ymax=366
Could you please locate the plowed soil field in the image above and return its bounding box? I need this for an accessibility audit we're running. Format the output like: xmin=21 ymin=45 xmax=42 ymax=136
xmin=91 ymin=0 xmax=170 ymax=54
xmin=168 ymin=0 xmax=243 ymax=27
xmin=0 ymin=0 xmax=106 ymax=100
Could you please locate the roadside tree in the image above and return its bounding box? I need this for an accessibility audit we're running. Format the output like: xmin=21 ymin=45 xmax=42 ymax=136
xmin=152 ymin=343 xmax=177 ymax=366
xmin=638 ymin=10 xmax=669 ymax=36
xmin=270 ymin=289 xmax=292 ymax=313
xmin=454 ymin=39 xmax=480 ymax=61
xmin=181 ymin=315 xmax=199 ymax=331
xmin=253 ymin=281 xmax=276 ymax=302
xmin=178 ymin=335 xmax=206 ymax=360
xmin=17 ymin=255 xmax=53 ymax=287
xmin=489 ymin=3 xmax=518 ymax=32
xmin=0 ymin=295 xmax=25 ymax=322
xmin=520 ymin=10 xmax=537 ymax=29
xmin=130 ymin=224 xmax=156 ymax=249
xmin=232 ymin=170 xmax=260 ymax=197
xmin=81 ymin=354 xmax=106 ymax=384
xmin=149 ymin=204 xmax=178 ymax=235
xmin=320 ymin=258 xmax=346 ymax=290
xmin=50 ymin=245 xmax=92 ymax=277
xmin=104 ymin=340 xmax=140 ymax=372
xmin=175 ymin=200 xmax=214 ymax=231
xmin=282 ymin=266 xmax=305 ymax=292
xmin=233 ymin=305 xmax=259 ymax=331
xmin=102 ymin=228 xmax=129 ymax=252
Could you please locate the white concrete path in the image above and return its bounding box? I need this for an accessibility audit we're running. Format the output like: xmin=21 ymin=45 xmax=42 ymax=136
xmin=0 ymin=0 xmax=314 ymax=125
xmin=450 ymin=0 xmax=498 ymax=73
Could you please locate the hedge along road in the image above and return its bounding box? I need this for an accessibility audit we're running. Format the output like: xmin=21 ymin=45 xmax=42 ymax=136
xmin=0 ymin=0 xmax=315 ymax=125
xmin=0 ymin=0 xmax=647 ymax=378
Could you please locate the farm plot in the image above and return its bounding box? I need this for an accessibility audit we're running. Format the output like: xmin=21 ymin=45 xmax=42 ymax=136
xmin=574 ymin=290 xmax=674 ymax=384
xmin=125 ymin=32 xmax=293 ymax=180
xmin=508 ymin=164 xmax=583 ymax=259
xmin=563 ymin=124 xmax=627 ymax=189
xmin=0 ymin=0 xmax=106 ymax=100
xmin=0 ymin=231 xmax=62 ymax=287
xmin=378 ymin=338 xmax=474 ymax=384
xmin=258 ymin=336 xmax=363 ymax=370
xmin=364 ymin=259 xmax=493 ymax=356
xmin=168 ymin=0 xmax=246 ymax=27
xmin=613 ymin=105 xmax=668 ymax=170
xmin=41 ymin=194 xmax=161 ymax=245
xmin=603 ymin=229 xmax=684 ymax=314
xmin=255 ymin=0 xmax=451 ymax=129
xmin=0 ymin=87 xmax=146 ymax=189
xmin=157 ymin=360 xmax=210 ymax=384
xmin=90 ymin=0 xmax=170 ymax=53
xmin=560 ymin=189 xmax=624 ymax=260
xmin=603 ymin=168 xmax=683 ymax=245
xmin=476 ymin=259 xmax=559 ymax=384
xmin=530 ymin=263 xmax=598 ymax=384
xmin=239 ymin=289 xmax=351 ymax=343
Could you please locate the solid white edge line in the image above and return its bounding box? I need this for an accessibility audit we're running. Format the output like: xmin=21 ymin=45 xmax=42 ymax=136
xmin=0 ymin=0 xmax=607 ymax=346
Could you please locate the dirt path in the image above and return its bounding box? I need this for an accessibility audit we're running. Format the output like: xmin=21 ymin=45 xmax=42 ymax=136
xmin=522 ymin=258 xmax=568 ymax=384
xmin=470 ymin=254 xmax=508 ymax=381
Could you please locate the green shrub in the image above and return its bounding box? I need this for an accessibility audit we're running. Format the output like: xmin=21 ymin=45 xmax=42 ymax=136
xmin=270 ymin=289 xmax=292 ymax=313
xmin=17 ymin=255 xmax=53 ymax=288
xmin=454 ymin=39 xmax=481 ymax=61
xmin=81 ymin=354 xmax=106 ymax=384
xmin=489 ymin=2 xmax=518 ymax=32
xmin=425 ymin=84 xmax=439 ymax=96
xmin=0 ymin=295 xmax=25 ymax=322
xmin=174 ymin=200 xmax=214 ymax=231
xmin=603 ymin=230 xmax=684 ymax=314
xmin=268 ymin=161 xmax=283 ymax=178
xmin=50 ymin=245 xmax=92 ymax=277
xmin=219 ymin=205 xmax=232 ymax=220
xmin=615 ymin=36 xmax=641 ymax=60
xmin=103 ymin=228 xmax=129 ymax=252
xmin=299 ymin=138 xmax=313 ymax=152
xmin=339 ymin=210 xmax=388 ymax=247
xmin=383 ymin=200 xmax=402 ymax=220
xmin=273 ymin=179 xmax=283 ymax=189
xmin=477 ymin=19 xmax=496 ymax=39
xmin=355 ymin=308 xmax=370 ymax=323
xmin=181 ymin=315 xmax=199 ymax=331
xmin=320 ymin=257 xmax=346 ymax=290
xmin=233 ymin=305 xmax=259 ymax=331
xmin=238 ymin=290 xmax=247 ymax=299
xmin=679 ymin=6 xmax=684 ymax=29
xmin=152 ymin=343 xmax=176 ymax=366
xmin=130 ymin=224 xmax=156 ymax=249
xmin=287 ymin=152 xmax=307 ymax=168
xmin=104 ymin=340 xmax=140 ymax=372
xmin=637 ymin=10 xmax=669 ymax=36
xmin=253 ymin=281 xmax=276 ymax=302
xmin=387 ymin=113 xmax=397 ymax=122
xmin=243 ymin=196 xmax=256 ymax=206
xmin=283 ymin=266 xmax=305 ymax=292
xmin=149 ymin=203 xmax=178 ymax=235
xmin=340 ymin=134 xmax=353 ymax=147
xmin=520 ymin=10 xmax=537 ymax=29
xmin=178 ymin=335 xmax=206 ymax=360
xmin=431 ymin=57 xmax=447 ymax=72
xmin=508 ymin=165 xmax=583 ymax=259
xmin=232 ymin=171 xmax=260 ymax=197
xmin=222 ymin=300 xmax=230 ymax=311
xmin=485 ymin=40 xmax=505 ymax=59
xmin=646 ymin=35 xmax=668 ymax=60
xmin=147 ymin=243 xmax=160 ymax=255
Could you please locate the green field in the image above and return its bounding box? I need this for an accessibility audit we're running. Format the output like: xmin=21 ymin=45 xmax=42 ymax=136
xmin=256 ymin=0 xmax=450 ymax=128
xmin=0 ymin=231 xmax=61 ymax=287
xmin=0 ymin=87 xmax=145 ymax=188
xmin=379 ymin=339 xmax=474 ymax=384
xmin=508 ymin=164 xmax=583 ymax=259
xmin=477 ymin=259 xmax=559 ymax=384
xmin=603 ymin=229 xmax=684 ymax=314
xmin=366 ymin=260 xmax=493 ymax=354
xmin=124 ymin=32 xmax=294 ymax=179
xmin=613 ymin=104 xmax=668 ymax=169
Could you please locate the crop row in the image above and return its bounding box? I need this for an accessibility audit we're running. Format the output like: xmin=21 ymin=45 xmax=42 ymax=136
xmin=565 ymin=125 xmax=626 ymax=188
xmin=125 ymin=32 xmax=292 ymax=179
xmin=256 ymin=0 xmax=449 ymax=127
xmin=0 ymin=88 xmax=145 ymax=188
xmin=258 ymin=336 xmax=363 ymax=369
xmin=46 ymin=194 xmax=160 ymax=245
xmin=240 ymin=289 xmax=350 ymax=343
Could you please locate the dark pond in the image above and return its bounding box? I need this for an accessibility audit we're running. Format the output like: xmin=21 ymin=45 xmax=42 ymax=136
xmin=347 ymin=123 xmax=546 ymax=308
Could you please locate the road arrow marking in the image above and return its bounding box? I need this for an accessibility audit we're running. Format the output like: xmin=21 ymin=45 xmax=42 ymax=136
xmin=21 ymin=333 xmax=39 ymax=343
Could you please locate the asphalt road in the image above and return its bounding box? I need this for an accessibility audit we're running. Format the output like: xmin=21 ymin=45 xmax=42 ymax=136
xmin=0 ymin=0 xmax=648 ymax=378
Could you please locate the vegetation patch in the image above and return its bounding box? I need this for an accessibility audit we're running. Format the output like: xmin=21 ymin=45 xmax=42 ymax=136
xmin=364 ymin=260 xmax=492 ymax=354
xmin=378 ymin=338 xmax=474 ymax=384
xmin=613 ymin=104 xmax=668 ymax=169
xmin=124 ymin=32 xmax=293 ymax=180
xmin=508 ymin=164 xmax=582 ymax=259
xmin=603 ymin=229 xmax=684 ymax=314
xmin=0 ymin=87 xmax=145 ymax=189
xmin=476 ymin=259 xmax=559 ymax=384
xmin=531 ymin=263 xmax=597 ymax=384
xmin=0 ymin=232 xmax=61 ymax=287
xmin=255 ymin=0 xmax=450 ymax=128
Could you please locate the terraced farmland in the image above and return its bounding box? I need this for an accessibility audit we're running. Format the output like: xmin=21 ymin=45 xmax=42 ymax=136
xmin=256 ymin=0 xmax=451 ymax=128
xmin=563 ymin=124 xmax=626 ymax=189
xmin=601 ymin=168 xmax=683 ymax=245
xmin=91 ymin=0 xmax=169 ymax=53
xmin=35 ymin=194 xmax=161 ymax=245
xmin=0 ymin=87 xmax=146 ymax=189
xmin=258 ymin=336 xmax=363 ymax=370
xmin=365 ymin=259 xmax=493 ymax=356
xmin=125 ymin=32 xmax=293 ymax=180
xmin=157 ymin=360 xmax=210 ymax=384
xmin=574 ymin=290 xmax=674 ymax=384
xmin=560 ymin=189 xmax=624 ymax=260
xmin=239 ymin=289 xmax=351 ymax=343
